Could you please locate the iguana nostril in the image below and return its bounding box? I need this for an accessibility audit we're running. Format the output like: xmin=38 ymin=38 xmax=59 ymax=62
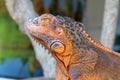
xmin=50 ymin=41 xmax=65 ymax=54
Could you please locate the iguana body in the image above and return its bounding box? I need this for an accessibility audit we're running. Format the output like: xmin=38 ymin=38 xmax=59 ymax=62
xmin=27 ymin=14 xmax=120 ymax=80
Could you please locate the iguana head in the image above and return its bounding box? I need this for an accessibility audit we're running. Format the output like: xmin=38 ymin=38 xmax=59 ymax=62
xmin=27 ymin=14 xmax=84 ymax=56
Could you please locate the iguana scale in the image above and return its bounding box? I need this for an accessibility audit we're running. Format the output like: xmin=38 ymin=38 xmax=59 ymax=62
xmin=27 ymin=14 xmax=120 ymax=80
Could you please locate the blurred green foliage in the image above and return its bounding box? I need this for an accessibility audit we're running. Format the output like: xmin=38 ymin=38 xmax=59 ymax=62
xmin=0 ymin=0 xmax=36 ymax=60
xmin=0 ymin=16 xmax=34 ymax=59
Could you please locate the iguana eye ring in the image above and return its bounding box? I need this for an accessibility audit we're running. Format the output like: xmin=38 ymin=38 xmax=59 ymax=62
xmin=50 ymin=41 xmax=65 ymax=54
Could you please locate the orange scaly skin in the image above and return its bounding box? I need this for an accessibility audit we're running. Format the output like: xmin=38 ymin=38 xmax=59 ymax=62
xmin=27 ymin=14 xmax=120 ymax=80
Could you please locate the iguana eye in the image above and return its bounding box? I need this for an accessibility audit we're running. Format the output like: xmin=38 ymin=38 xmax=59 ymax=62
xmin=50 ymin=41 xmax=65 ymax=54
xmin=56 ymin=27 xmax=63 ymax=35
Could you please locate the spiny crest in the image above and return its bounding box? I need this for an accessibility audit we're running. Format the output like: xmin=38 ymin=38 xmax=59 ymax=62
xmin=56 ymin=15 xmax=65 ymax=25
xmin=81 ymin=30 xmax=118 ymax=53
xmin=64 ymin=17 xmax=84 ymax=30
xmin=56 ymin=15 xmax=84 ymax=30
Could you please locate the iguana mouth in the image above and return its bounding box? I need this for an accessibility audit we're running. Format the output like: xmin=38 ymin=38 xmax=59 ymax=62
xmin=32 ymin=35 xmax=44 ymax=43
xmin=28 ymin=29 xmax=46 ymax=46
xmin=30 ymin=34 xmax=47 ymax=48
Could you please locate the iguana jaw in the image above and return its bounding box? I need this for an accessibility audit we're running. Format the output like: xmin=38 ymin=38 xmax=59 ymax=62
xmin=31 ymin=33 xmax=66 ymax=54
xmin=28 ymin=28 xmax=58 ymax=51
xmin=27 ymin=24 xmax=67 ymax=56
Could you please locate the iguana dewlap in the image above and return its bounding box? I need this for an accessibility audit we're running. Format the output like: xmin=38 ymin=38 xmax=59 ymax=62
xmin=27 ymin=14 xmax=120 ymax=80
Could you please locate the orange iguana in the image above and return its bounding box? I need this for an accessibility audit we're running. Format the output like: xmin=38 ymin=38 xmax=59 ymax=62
xmin=27 ymin=14 xmax=120 ymax=80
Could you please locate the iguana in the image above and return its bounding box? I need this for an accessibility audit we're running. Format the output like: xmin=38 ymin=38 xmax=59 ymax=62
xmin=27 ymin=14 xmax=120 ymax=80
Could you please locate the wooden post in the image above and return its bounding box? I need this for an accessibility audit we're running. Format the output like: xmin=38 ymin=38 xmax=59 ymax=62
xmin=101 ymin=0 xmax=119 ymax=49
